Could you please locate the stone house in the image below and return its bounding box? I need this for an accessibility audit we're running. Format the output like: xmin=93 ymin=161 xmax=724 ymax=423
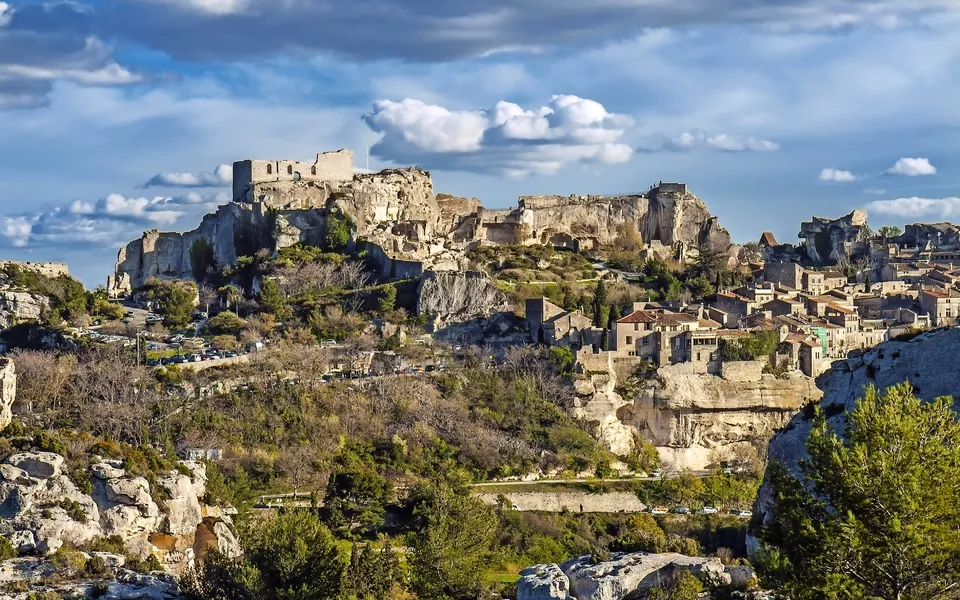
xmin=918 ymin=286 xmax=960 ymax=327
xmin=611 ymin=309 xmax=718 ymax=367
xmin=712 ymin=292 xmax=757 ymax=324
xmin=525 ymin=297 xmax=597 ymax=347
xmin=799 ymin=339 xmax=828 ymax=377
xmin=763 ymin=297 xmax=805 ymax=318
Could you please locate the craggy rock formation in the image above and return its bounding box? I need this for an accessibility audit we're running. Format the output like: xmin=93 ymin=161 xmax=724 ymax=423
xmin=574 ymin=359 xmax=820 ymax=470
xmin=0 ymin=452 xmax=239 ymax=575
xmin=0 ymin=291 xmax=49 ymax=329
xmin=0 ymin=359 xmax=14 ymax=431
xmin=416 ymin=270 xmax=509 ymax=329
xmin=896 ymin=222 xmax=960 ymax=249
xmin=518 ymin=552 xmax=751 ymax=600
xmin=799 ymin=209 xmax=871 ymax=264
xmin=0 ymin=561 xmax=180 ymax=599
xmin=752 ymin=327 xmax=960 ymax=549
xmin=108 ymin=151 xmax=736 ymax=295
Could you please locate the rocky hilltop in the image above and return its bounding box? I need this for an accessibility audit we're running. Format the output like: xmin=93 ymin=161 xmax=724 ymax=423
xmin=752 ymin=327 xmax=960 ymax=541
xmin=107 ymin=151 xmax=734 ymax=294
xmin=573 ymin=354 xmax=820 ymax=470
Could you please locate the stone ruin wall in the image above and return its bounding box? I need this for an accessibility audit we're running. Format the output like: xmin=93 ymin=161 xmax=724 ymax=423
xmin=0 ymin=358 xmax=16 ymax=430
xmin=232 ymin=149 xmax=354 ymax=201
xmin=0 ymin=261 xmax=70 ymax=278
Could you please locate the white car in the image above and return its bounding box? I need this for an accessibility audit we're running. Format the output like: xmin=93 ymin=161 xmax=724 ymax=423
xmin=734 ymin=509 xmax=752 ymax=518
xmin=650 ymin=507 xmax=668 ymax=515
xmin=698 ymin=506 xmax=718 ymax=515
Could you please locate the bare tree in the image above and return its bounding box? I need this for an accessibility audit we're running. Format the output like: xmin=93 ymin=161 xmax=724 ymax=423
xmin=11 ymin=350 xmax=77 ymax=420
xmin=198 ymin=284 xmax=218 ymax=316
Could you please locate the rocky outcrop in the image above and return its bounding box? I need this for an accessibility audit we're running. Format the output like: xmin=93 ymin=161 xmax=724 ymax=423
xmin=0 ymin=359 xmax=14 ymax=431
xmin=518 ymin=552 xmax=753 ymax=600
xmin=575 ymin=360 xmax=821 ymax=470
xmin=416 ymin=270 xmax=509 ymax=329
xmin=799 ymin=210 xmax=871 ymax=264
xmin=752 ymin=327 xmax=960 ymax=544
xmin=108 ymin=152 xmax=736 ymax=296
xmin=0 ymin=560 xmax=180 ymax=599
xmin=896 ymin=222 xmax=960 ymax=250
xmin=0 ymin=453 xmax=239 ymax=575
xmin=0 ymin=291 xmax=49 ymax=328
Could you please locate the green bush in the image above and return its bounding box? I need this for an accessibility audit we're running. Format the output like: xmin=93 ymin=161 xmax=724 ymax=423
xmin=0 ymin=535 xmax=18 ymax=560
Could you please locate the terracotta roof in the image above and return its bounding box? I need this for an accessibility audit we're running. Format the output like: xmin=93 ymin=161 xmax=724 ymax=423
xmin=801 ymin=340 xmax=822 ymax=348
xmin=822 ymin=271 xmax=845 ymax=279
xmin=656 ymin=312 xmax=698 ymax=325
xmin=921 ymin=288 xmax=960 ymax=299
xmin=785 ymin=332 xmax=809 ymax=344
xmin=715 ymin=329 xmax=752 ymax=338
xmin=759 ymin=231 xmax=779 ymax=246
xmin=698 ymin=318 xmax=722 ymax=329
xmin=826 ymin=303 xmax=856 ymax=315
xmin=618 ymin=310 xmax=659 ymax=324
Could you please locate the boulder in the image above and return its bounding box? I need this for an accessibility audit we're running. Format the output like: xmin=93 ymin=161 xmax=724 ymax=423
xmin=157 ymin=473 xmax=202 ymax=536
xmin=0 ymin=358 xmax=14 ymax=430
xmin=90 ymin=551 xmax=127 ymax=568
xmin=0 ymin=464 xmax=29 ymax=483
xmin=92 ymin=463 xmax=127 ymax=480
xmin=6 ymin=530 xmax=35 ymax=554
xmin=5 ymin=453 xmax=64 ymax=480
xmin=212 ymin=520 xmax=242 ymax=559
xmin=517 ymin=563 xmax=573 ymax=600
xmin=107 ymin=477 xmax=154 ymax=510
xmin=561 ymin=552 xmax=729 ymax=600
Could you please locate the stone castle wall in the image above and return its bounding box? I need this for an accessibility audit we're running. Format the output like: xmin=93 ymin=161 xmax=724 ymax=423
xmin=0 ymin=261 xmax=70 ymax=278
xmin=232 ymin=149 xmax=354 ymax=201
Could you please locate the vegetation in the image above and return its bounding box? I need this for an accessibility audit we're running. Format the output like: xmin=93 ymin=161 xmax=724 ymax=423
xmin=759 ymin=382 xmax=960 ymax=600
xmin=717 ymin=331 xmax=777 ymax=361
xmin=141 ymin=279 xmax=198 ymax=328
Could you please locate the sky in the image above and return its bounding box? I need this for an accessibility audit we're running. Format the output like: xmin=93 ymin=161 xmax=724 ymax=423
xmin=1 ymin=0 xmax=959 ymax=286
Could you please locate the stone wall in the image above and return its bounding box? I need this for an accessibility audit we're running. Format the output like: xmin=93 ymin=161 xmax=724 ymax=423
xmin=720 ymin=360 xmax=765 ymax=382
xmin=232 ymin=149 xmax=354 ymax=201
xmin=475 ymin=491 xmax=646 ymax=513
xmin=0 ymin=262 xmax=70 ymax=278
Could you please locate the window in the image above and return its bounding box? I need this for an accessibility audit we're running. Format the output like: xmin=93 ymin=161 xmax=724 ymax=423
xmin=634 ymin=323 xmax=639 ymax=331
xmin=266 ymin=164 xmax=272 ymax=174
xmin=311 ymin=166 xmax=317 ymax=175
xmin=642 ymin=337 xmax=649 ymax=345
xmin=287 ymin=165 xmax=293 ymax=175
xmin=626 ymin=336 xmax=633 ymax=345
xmin=697 ymin=353 xmax=701 ymax=361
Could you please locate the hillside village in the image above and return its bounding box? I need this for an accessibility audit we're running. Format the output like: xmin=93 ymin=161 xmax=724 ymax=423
xmin=1 ymin=149 xmax=960 ymax=600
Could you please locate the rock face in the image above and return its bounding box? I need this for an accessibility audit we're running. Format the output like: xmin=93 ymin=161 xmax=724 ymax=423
xmin=752 ymin=327 xmax=960 ymax=545
xmin=0 ymin=560 xmax=180 ymax=599
xmin=896 ymin=222 xmax=960 ymax=249
xmin=799 ymin=210 xmax=871 ymax=264
xmin=0 ymin=291 xmax=49 ymax=329
xmin=0 ymin=359 xmax=15 ymax=431
xmin=575 ymin=360 xmax=821 ymax=470
xmin=0 ymin=453 xmax=239 ymax=575
xmin=517 ymin=552 xmax=752 ymax=600
xmin=416 ymin=270 xmax=509 ymax=329
xmin=108 ymin=152 xmax=735 ymax=295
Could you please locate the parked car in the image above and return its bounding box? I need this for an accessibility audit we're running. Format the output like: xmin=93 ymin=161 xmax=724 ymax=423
xmin=649 ymin=507 xmax=668 ymax=515
xmin=734 ymin=509 xmax=752 ymax=518
xmin=698 ymin=506 xmax=718 ymax=515
xmin=673 ymin=506 xmax=691 ymax=515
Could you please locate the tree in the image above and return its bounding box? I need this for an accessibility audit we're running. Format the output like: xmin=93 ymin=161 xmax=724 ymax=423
xmin=322 ymin=446 xmax=392 ymax=537
xmin=608 ymin=303 xmax=621 ymax=329
xmin=877 ymin=225 xmax=902 ymax=240
xmin=258 ymin=278 xmax=286 ymax=316
xmin=207 ymin=311 xmax=247 ymax=335
xmin=759 ymin=382 xmax=960 ymax=600
xmin=190 ymin=239 xmax=216 ymax=282
xmin=378 ymin=284 xmax=397 ymax=315
xmin=409 ymin=482 xmax=497 ymax=600
xmin=592 ymin=279 xmax=607 ymax=327
xmin=154 ymin=281 xmax=196 ymax=328
xmin=198 ymin=284 xmax=218 ymax=317
xmin=864 ymin=272 xmax=872 ymax=293
xmin=612 ymin=513 xmax=667 ymax=553
xmin=324 ymin=211 xmax=351 ymax=252
xmin=182 ymin=509 xmax=345 ymax=600
xmin=343 ymin=540 xmax=403 ymax=600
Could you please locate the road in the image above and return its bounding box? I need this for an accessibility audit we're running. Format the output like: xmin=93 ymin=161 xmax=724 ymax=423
xmin=467 ymin=471 xmax=713 ymax=488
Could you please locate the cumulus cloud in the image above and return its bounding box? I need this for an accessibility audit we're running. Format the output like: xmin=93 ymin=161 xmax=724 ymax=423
xmin=819 ymin=168 xmax=857 ymax=182
xmin=363 ymin=95 xmax=635 ymax=175
xmin=887 ymin=157 xmax=937 ymax=176
xmin=0 ymin=191 xmax=227 ymax=249
xmin=865 ymin=196 xmax=960 ymax=218
xmin=144 ymin=164 xmax=232 ymax=188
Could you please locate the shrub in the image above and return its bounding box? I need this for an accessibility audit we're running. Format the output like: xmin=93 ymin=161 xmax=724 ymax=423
xmin=0 ymin=535 xmax=18 ymax=560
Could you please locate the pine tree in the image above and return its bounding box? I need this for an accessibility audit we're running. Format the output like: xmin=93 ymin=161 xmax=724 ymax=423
xmin=592 ymin=279 xmax=608 ymax=327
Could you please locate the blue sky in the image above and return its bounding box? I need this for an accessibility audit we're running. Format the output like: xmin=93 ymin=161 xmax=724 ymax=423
xmin=1 ymin=0 xmax=958 ymax=285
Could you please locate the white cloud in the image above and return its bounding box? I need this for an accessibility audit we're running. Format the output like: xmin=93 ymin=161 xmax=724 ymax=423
xmin=648 ymin=129 xmax=780 ymax=153
xmin=819 ymin=168 xmax=857 ymax=182
xmin=364 ymin=95 xmax=635 ymax=175
xmin=0 ymin=2 xmax=13 ymax=27
xmin=144 ymin=164 xmax=233 ymax=187
xmin=0 ymin=191 xmax=228 ymax=249
xmin=887 ymin=157 xmax=937 ymax=176
xmin=865 ymin=196 xmax=960 ymax=218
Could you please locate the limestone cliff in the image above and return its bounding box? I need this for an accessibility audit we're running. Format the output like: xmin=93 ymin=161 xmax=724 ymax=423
xmin=416 ymin=270 xmax=509 ymax=329
xmin=0 ymin=359 xmax=14 ymax=431
xmin=108 ymin=153 xmax=736 ymax=295
xmin=752 ymin=327 xmax=960 ymax=543
xmin=574 ymin=357 xmax=820 ymax=470
xmin=799 ymin=210 xmax=871 ymax=264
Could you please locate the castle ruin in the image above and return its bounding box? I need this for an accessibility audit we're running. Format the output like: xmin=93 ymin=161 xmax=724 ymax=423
xmin=232 ymin=149 xmax=355 ymax=202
